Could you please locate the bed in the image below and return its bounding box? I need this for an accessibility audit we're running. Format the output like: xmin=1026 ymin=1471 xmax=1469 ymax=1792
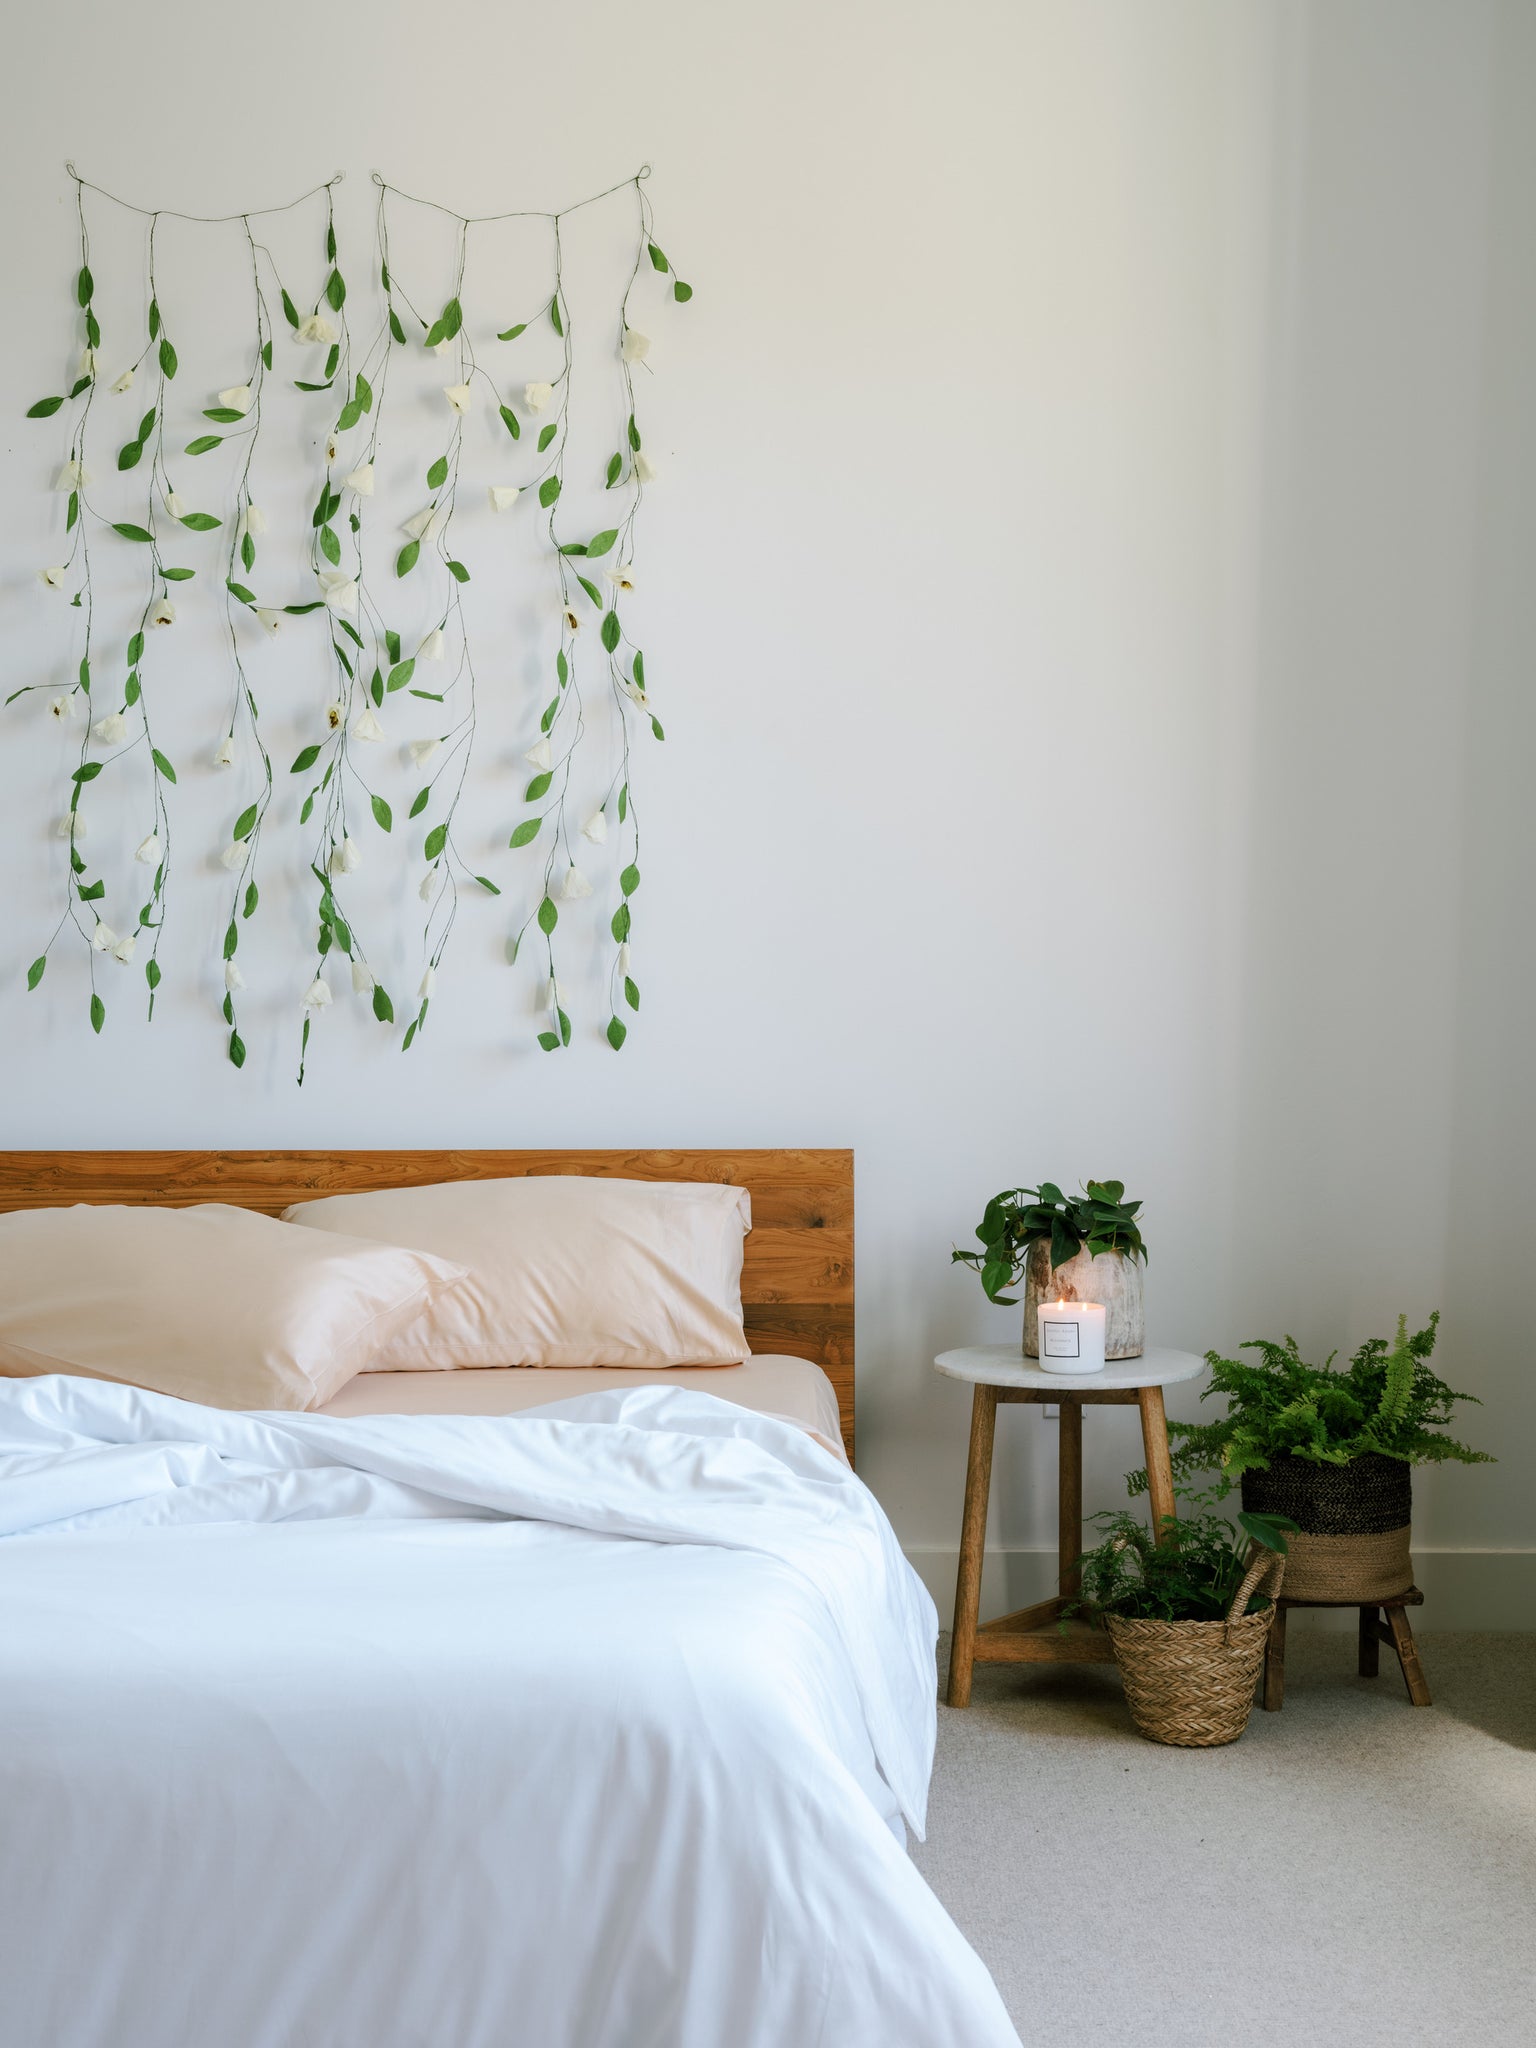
xmin=0 ymin=1149 xmax=1020 ymax=2048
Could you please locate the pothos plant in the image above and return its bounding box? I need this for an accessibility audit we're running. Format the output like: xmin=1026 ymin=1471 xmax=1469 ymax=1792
xmin=18 ymin=163 xmax=690 ymax=1080
xmin=952 ymin=1180 xmax=1147 ymax=1305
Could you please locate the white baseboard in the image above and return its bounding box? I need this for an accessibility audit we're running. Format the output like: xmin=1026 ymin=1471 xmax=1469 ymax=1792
xmin=903 ymin=1546 xmax=1536 ymax=1631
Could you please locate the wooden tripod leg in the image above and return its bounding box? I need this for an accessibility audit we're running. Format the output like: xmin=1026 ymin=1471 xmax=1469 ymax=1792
xmin=1262 ymin=1602 xmax=1287 ymax=1710
xmin=1058 ymin=1399 xmax=1083 ymax=1600
xmin=1137 ymin=1384 xmax=1177 ymax=1542
xmin=1358 ymin=1605 xmax=1381 ymax=1678
xmin=1385 ymin=1605 xmax=1433 ymax=1707
xmin=946 ymin=1384 xmax=998 ymax=1709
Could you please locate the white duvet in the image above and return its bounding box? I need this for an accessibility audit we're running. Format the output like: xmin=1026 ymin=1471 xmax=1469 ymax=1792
xmin=0 ymin=1375 xmax=1021 ymax=2048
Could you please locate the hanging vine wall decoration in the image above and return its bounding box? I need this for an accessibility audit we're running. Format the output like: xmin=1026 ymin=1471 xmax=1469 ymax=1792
xmin=16 ymin=161 xmax=689 ymax=1078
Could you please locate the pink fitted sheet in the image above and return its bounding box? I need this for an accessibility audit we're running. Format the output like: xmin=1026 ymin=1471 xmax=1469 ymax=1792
xmin=318 ymin=1353 xmax=847 ymax=1463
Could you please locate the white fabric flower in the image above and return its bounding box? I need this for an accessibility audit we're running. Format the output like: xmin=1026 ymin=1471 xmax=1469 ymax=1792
xmin=164 ymin=491 xmax=186 ymax=519
xmin=352 ymin=706 xmax=385 ymax=742
xmin=581 ymin=809 xmax=607 ymax=844
xmin=523 ymin=381 xmax=553 ymax=412
xmin=150 ymin=599 xmax=176 ymax=627
xmin=111 ymin=368 xmax=135 ymax=394
xmin=419 ymin=627 xmax=445 ymax=662
xmin=111 ymin=933 xmax=136 ymax=964
xmin=214 ymin=734 xmax=236 ymax=767
xmin=327 ymin=835 xmax=361 ymax=874
xmin=419 ymin=965 xmax=436 ymax=997
xmin=48 ymin=694 xmax=70 ymax=719
xmin=218 ymin=385 xmax=253 ymax=415
xmin=621 ymin=675 xmax=650 ymax=709
xmin=324 ymin=701 xmax=345 ymax=730
xmin=244 ymin=504 xmax=268 ymax=536
xmin=133 ymin=833 xmax=161 ymax=865
xmin=343 ymin=463 xmax=374 ymax=496
xmin=255 ymin=608 xmax=283 ymax=636
xmin=91 ymin=920 xmax=116 ymax=952
xmin=317 ymin=571 xmax=358 ymax=615
xmin=546 ymin=977 xmax=563 ymax=1011
xmin=79 ymin=348 xmax=96 ymax=376
xmin=225 ymin=961 xmax=245 ymax=992
xmin=401 ymin=506 xmax=436 ymax=542
xmin=303 ymin=974 xmax=332 ymax=1008
xmin=634 ymin=452 xmax=658 ymax=484
xmin=418 ymin=869 xmax=438 ymax=903
xmin=617 ymin=942 xmax=631 ymax=975
xmin=39 ymin=566 xmax=67 ymax=590
xmin=53 ymin=460 xmax=90 ymax=492
xmin=620 ymin=328 xmax=650 ymax=364
xmin=344 ymin=957 xmax=371 ymax=995
xmin=409 ymin=737 xmax=441 ymax=769
xmin=325 ymin=435 xmax=342 ymax=465
xmin=558 ymin=865 xmax=593 ymax=902
xmin=443 ymin=383 xmax=472 ymax=414
xmin=562 ymin=606 xmax=580 ymax=634
xmin=92 ymin=712 xmax=127 ymax=744
xmin=297 ymin=313 xmax=338 ymax=345
xmin=220 ymin=839 xmax=249 ymax=871
xmin=431 ymin=338 xmax=453 ymax=358
xmin=523 ymin=737 xmax=552 ymax=771
xmin=607 ymin=564 xmax=636 ymax=592
xmin=488 ymin=485 xmax=520 ymax=513
xmin=54 ymin=813 xmax=80 ymax=840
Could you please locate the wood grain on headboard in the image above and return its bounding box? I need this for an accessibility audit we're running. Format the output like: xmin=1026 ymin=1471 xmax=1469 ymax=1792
xmin=0 ymin=1149 xmax=855 ymax=1462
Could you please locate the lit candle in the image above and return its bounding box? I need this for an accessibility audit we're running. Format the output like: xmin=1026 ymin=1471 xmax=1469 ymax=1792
xmin=1036 ymin=1298 xmax=1107 ymax=1375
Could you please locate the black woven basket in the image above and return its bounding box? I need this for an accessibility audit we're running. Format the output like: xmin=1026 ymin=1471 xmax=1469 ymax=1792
xmin=1241 ymin=1452 xmax=1411 ymax=1535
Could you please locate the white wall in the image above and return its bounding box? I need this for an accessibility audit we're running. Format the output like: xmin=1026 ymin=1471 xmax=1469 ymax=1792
xmin=1 ymin=0 xmax=1531 ymax=1623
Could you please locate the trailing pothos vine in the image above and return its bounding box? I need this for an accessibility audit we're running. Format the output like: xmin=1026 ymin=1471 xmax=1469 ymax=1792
xmin=18 ymin=162 xmax=689 ymax=1077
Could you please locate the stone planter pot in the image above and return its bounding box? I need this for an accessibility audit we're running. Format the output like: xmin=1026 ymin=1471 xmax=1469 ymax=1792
xmin=1022 ymin=1243 xmax=1144 ymax=1359
xmin=1240 ymin=1453 xmax=1414 ymax=1603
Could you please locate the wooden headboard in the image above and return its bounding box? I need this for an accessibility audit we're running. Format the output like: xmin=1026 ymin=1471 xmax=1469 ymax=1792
xmin=0 ymin=1148 xmax=856 ymax=1462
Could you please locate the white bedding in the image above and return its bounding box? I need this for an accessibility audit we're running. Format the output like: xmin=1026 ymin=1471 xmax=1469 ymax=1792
xmin=0 ymin=1374 xmax=1020 ymax=2048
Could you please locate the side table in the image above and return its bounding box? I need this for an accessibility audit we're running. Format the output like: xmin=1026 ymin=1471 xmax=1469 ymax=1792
xmin=935 ymin=1344 xmax=1206 ymax=1707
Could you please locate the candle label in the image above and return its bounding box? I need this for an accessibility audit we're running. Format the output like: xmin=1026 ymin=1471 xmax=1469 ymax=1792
xmin=1042 ymin=1320 xmax=1081 ymax=1359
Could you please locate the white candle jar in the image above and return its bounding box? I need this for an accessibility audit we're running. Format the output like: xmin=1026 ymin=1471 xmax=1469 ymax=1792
xmin=1035 ymin=1299 xmax=1107 ymax=1375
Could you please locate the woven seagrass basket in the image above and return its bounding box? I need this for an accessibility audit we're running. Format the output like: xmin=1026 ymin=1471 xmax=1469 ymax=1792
xmin=1105 ymin=1545 xmax=1284 ymax=1748
xmin=1241 ymin=1453 xmax=1412 ymax=1603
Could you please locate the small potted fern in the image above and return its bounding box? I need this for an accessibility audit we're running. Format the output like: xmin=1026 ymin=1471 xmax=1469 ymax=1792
xmin=1144 ymin=1313 xmax=1490 ymax=1604
xmin=952 ymin=1180 xmax=1147 ymax=1358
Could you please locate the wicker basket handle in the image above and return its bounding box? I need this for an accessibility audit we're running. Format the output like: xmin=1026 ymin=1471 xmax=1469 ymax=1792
xmin=1224 ymin=1541 xmax=1286 ymax=1644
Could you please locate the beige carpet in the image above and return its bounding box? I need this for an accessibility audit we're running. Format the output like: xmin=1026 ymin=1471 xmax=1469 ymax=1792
xmin=914 ymin=1633 xmax=1536 ymax=2047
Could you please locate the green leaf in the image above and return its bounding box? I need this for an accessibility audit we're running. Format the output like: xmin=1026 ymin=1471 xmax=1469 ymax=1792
xmin=386 ymin=659 xmax=415 ymax=692
xmin=185 ymin=435 xmax=222 ymax=456
xmin=423 ymin=822 xmax=448 ymax=861
xmin=326 ymin=268 xmax=346 ymax=311
xmin=227 ymin=581 xmax=256 ymax=605
xmin=509 ymin=817 xmax=540 ymax=848
xmin=446 ymin=559 xmax=470 ymax=584
xmin=606 ymin=1015 xmax=627 ymax=1050
xmin=112 ymin=522 xmax=153 ymax=543
xmin=319 ymin=524 xmax=341 ymax=565
xmin=77 ymin=265 xmax=94 ymax=306
xmin=624 ymin=976 xmax=640 ymax=1011
xmin=524 ymin=771 xmax=553 ymax=802
xmin=474 ymin=875 xmax=501 ymax=895
xmin=632 ymin=651 xmax=645 ymax=691
xmin=299 ymin=791 xmax=316 ymax=825
xmin=576 ymin=574 xmax=602 ymax=607
xmin=497 ymin=322 xmax=527 ymax=341
xmin=290 ymin=744 xmax=322 ymax=773
xmin=424 ymin=317 xmax=446 ymax=350
xmin=262 ymin=339 xmax=273 ymax=371
xmin=386 ymin=628 xmax=402 ymax=665
xmin=605 ymin=453 xmax=623 ymax=489
xmin=427 ymin=455 xmax=448 ymax=490
xmin=335 ymin=400 xmax=362 ymax=433
xmin=673 ymin=280 xmax=693 ymax=303
xmin=78 ymin=879 xmax=104 ymax=902
xmin=148 ymin=298 xmax=161 ymax=339
xmin=409 ymin=787 xmax=430 ymax=818
xmin=229 ymin=1031 xmax=246 ymax=1069
xmin=233 ymin=803 xmax=259 ymax=841
xmin=549 ymin=295 xmax=563 ymax=336
xmin=396 ymin=540 xmax=420 ymax=578
xmin=648 ymin=243 xmax=669 ymax=272
xmin=128 ymin=631 xmax=145 ymax=664
xmin=442 ymin=297 xmax=463 ymax=340
xmin=294 ymin=379 xmax=334 ymax=393
xmin=242 ymin=530 xmax=255 ymax=572
xmin=26 ymin=396 xmax=65 ymax=418
xmin=284 ymin=601 xmax=324 ymax=614
xmin=146 ymin=957 xmax=161 ymax=990
xmin=539 ymin=696 xmax=559 ymax=732
xmin=650 ymin=716 xmax=664 ymax=741
xmin=162 ymin=567 xmax=195 ymax=581
xmin=66 ymin=490 xmax=78 ymax=531
xmin=72 ymin=762 xmax=102 ymax=784
xmin=617 ymin=782 xmax=628 ymax=823
xmin=499 ymin=404 xmax=522 ymax=440
xmin=159 ymin=338 xmax=178 ymax=379
xmin=557 ymin=1007 xmax=572 ymax=1048
xmin=559 ymin=543 xmax=588 ymax=557
xmin=538 ymin=475 xmax=561 ymax=509
xmin=628 ymin=413 xmax=641 ymax=451
xmin=611 ymin=903 xmax=631 ymax=943
xmin=26 ymin=956 xmax=46 ymax=991
xmin=389 ymin=308 xmax=407 ymax=345
xmin=355 ymin=372 xmax=373 ymax=412
xmin=327 ymin=220 xmax=337 ymax=262
xmin=324 ymin=343 xmax=340 ymax=379
xmin=79 ymin=657 xmax=91 ymax=694
xmin=601 ymin=610 xmax=621 ymax=653
xmin=222 ymin=920 xmax=239 ymax=960
xmin=409 ymin=688 xmax=443 ymax=702
xmin=620 ymin=862 xmax=640 ymax=897
xmin=372 ymin=984 xmax=395 ymax=1024
xmin=587 ymin=528 xmax=619 ymax=558
xmin=537 ymin=423 xmax=557 ymax=452
xmin=557 ymin=651 xmax=569 ymax=686
xmin=86 ymin=307 xmax=101 ymax=347
xmin=537 ymin=1031 xmax=559 ymax=1052
xmin=281 ymin=287 xmax=300 ymax=328
xmin=203 ymin=407 xmax=244 ymax=423
xmin=537 ymin=896 xmax=558 ymax=935
xmin=152 ymin=749 xmax=177 ymax=783
xmin=243 ymin=880 xmax=259 ymax=919
xmin=117 ymin=439 xmax=144 ymax=471
xmin=90 ymin=993 xmax=105 ymax=1035
xmin=402 ymin=1020 xmax=418 ymax=1052
xmin=179 ymin=511 xmax=221 ymax=530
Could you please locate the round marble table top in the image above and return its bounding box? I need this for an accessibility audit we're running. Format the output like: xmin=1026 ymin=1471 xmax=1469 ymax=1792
xmin=934 ymin=1343 xmax=1206 ymax=1392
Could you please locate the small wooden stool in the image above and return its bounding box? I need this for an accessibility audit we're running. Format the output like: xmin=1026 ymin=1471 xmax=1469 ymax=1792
xmin=935 ymin=1345 xmax=1206 ymax=1707
xmin=1261 ymin=1588 xmax=1432 ymax=1709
